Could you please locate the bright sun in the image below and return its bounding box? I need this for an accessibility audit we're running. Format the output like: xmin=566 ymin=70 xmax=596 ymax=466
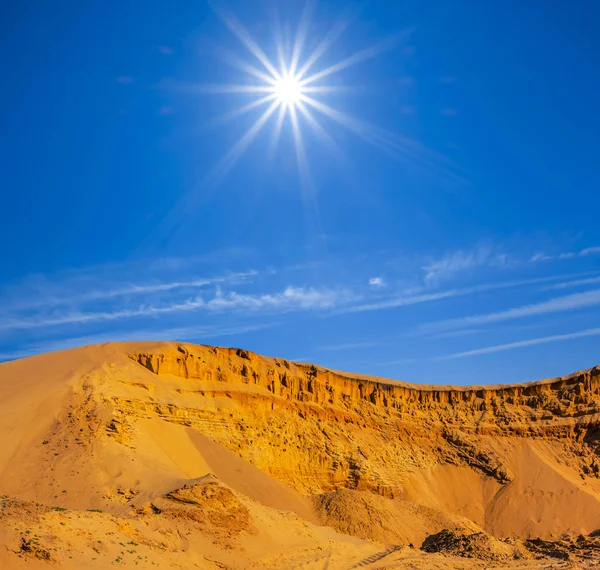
xmin=273 ymin=74 xmax=303 ymax=106
xmin=190 ymin=3 xmax=415 ymax=196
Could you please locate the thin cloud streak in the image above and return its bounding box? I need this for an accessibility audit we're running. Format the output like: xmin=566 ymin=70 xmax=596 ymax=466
xmin=317 ymin=341 xmax=388 ymax=352
xmin=443 ymin=327 xmax=600 ymax=359
xmin=0 ymin=299 xmax=207 ymax=331
xmin=340 ymin=273 xmax=587 ymax=315
xmin=2 ymin=268 xmax=595 ymax=334
xmin=423 ymin=248 xmax=492 ymax=284
xmin=581 ymin=246 xmax=600 ymax=256
xmin=530 ymin=245 xmax=600 ymax=262
xmin=0 ymin=286 xmax=353 ymax=332
xmin=544 ymin=276 xmax=600 ymax=290
xmin=207 ymin=286 xmax=351 ymax=311
xmin=9 ymin=271 xmax=258 ymax=311
xmin=430 ymin=328 xmax=488 ymax=339
xmin=424 ymin=289 xmax=600 ymax=333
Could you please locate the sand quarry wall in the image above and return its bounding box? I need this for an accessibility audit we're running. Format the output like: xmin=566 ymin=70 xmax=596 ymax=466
xmin=119 ymin=343 xmax=600 ymax=537
xmin=1 ymin=341 xmax=599 ymax=540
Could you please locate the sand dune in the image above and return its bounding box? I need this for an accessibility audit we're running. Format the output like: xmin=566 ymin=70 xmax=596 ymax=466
xmin=1 ymin=341 xmax=599 ymax=568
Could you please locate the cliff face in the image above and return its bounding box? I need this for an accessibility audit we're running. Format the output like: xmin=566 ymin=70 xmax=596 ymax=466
xmin=122 ymin=344 xmax=600 ymax=509
xmin=2 ymin=342 xmax=600 ymax=570
xmin=130 ymin=344 xmax=600 ymax=429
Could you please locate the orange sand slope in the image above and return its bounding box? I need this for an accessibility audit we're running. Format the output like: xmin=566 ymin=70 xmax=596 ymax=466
xmin=1 ymin=341 xmax=599 ymax=569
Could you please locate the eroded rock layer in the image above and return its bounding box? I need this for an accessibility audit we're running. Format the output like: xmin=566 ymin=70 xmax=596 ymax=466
xmin=108 ymin=342 xmax=599 ymax=539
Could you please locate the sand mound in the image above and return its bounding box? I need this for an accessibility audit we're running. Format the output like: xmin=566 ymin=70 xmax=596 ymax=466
xmin=313 ymin=488 xmax=479 ymax=546
xmin=421 ymin=528 xmax=521 ymax=561
xmin=160 ymin=474 xmax=254 ymax=541
xmin=314 ymin=489 xmax=409 ymax=545
xmin=188 ymin=432 xmax=317 ymax=523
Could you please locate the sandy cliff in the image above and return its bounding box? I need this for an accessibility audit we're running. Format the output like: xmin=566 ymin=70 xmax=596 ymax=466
xmin=1 ymin=341 xmax=599 ymax=568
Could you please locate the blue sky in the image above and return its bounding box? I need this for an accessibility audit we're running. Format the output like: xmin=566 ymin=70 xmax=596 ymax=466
xmin=1 ymin=0 xmax=599 ymax=384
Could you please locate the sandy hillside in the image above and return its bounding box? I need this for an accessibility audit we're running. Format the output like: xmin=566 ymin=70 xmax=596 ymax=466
xmin=1 ymin=341 xmax=599 ymax=569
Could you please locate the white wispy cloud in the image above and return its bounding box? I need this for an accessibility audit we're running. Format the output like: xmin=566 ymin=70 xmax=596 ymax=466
xmin=530 ymin=246 xmax=600 ymax=262
xmin=443 ymin=327 xmax=600 ymax=359
xmin=424 ymin=288 xmax=600 ymax=332
xmin=422 ymin=248 xmax=491 ymax=284
xmin=342 ymin=273 xmax=582 ymax=314
xmin=346 ymin=288 xmax=466 ymax=313
xmin=0 ymin=298 xmax=207 ymax=331
xmin=5 ymin=270 xmax=257 ymax=311
xmin=206 ymin=286 xmax=351 ymax=311
xmin=426 ymin=243 xmax=598 ymax=276
xmin=530 ymin=253 xmax=552 ymax=262
xmin=77 ymin=271 xmax=257 ymax=301
xmin=3 ymin=238 xmax=600 ymax=367
xmin=0 ymin=286 xmax=353 ymax=332
xmin=317 ymin=341 xmax=388 ymax=351
xmin=544 ymin=275 xmax=600 ymax=290
xmin=1 ymin=258 xmax=595 ymax=337
xmin=368 ymin=277 xmax=385 ymax=287
xmin=581 ymin=246 xmax=600 ymax=256
xmin=157 ymin=248 xmax=254 ymax=269
xmin=430 ymin=328 xmax=489 ymax=339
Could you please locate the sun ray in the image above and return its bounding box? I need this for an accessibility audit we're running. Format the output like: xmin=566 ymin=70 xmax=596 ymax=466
xmin=141 ymin=100 xmax=281 ymax=252
xmin=296 ymin=101 xmax=346 ymax=164
xmin=289 ymin=0 xmax=315 ymax=76
xmin=289 ymin=105 xmax=309 ymax=188
xmin=219 ymin=49 xmax=278 ymax=85
xmin=299 ymin=93 xmax=416 ymax=159
xmin=300 ymin=85 xmax=362 ymax=94
xmin=289 ymin=105 xmax=307 ymax=177
xmin=210 ymin=1 xmax=281 ymax=80
xmin=205 ymin=93 xmax=277 ymax=130
xmin=300 ymin=94 xmax=368 ymax=130
xmin=295 ymin=21 xmax=347 ymax=79
xmin=295 ymin=4 xmax=361 ymax=79
xmin=271 ymin=5 xmax=288 ymax=73
xmin=165 ymin=82 xmax=274 ymax=95
xmin=296 ymin=101 xmax=362 ymax=189
xmin=267 ymin=104 xmax=287 ymax=163
xmin=290 ymin=106 xmax=316 ymax=203
xmin=300 ymin=94 xmax=460 ymax=177
xmin=207 ymin=99 xmax=280 ymax=186
xmin=289 ymin=103 xmax=324 ymax=239
xmin=300 ymin=30 xmax=411 ymax=86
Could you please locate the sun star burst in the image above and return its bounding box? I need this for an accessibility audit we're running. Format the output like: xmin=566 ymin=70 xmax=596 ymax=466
xmin=179 ymin=1 xmax=422 ymax=207
xmin=150 ymin=5 xmax=463 ymax=250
